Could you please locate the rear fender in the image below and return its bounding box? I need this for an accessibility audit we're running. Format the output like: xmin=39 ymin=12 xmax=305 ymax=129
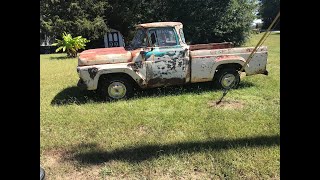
xmin=212 ymin=55 xmax=247 ymax=78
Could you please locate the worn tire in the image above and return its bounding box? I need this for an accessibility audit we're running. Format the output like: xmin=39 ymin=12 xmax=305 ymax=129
xmin=98 ymin=76 xmax=133 ymax=101
xmin=214 ymin=68 xmax=240 ymax=89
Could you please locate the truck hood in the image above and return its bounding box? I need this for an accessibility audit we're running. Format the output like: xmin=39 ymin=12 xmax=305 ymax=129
xmin=78 ymin=47 xmax=132 ymax=66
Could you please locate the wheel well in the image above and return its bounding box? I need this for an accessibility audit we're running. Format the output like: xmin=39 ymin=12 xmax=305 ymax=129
xmin=216 ymin=63 xmax=243 ymax=71
xmin=98 ymin=73 xmax=140 ymax=89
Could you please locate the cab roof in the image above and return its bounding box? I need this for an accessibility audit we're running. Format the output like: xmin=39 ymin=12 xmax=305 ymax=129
xmin=135 ymin=22 xmax=182 ymax=28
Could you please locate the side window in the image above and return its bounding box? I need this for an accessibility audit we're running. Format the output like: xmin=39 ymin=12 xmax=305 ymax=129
xmin=130 ymin=29 xmax=147 ymax=49
xmin=179 ymin=28 xmax=186 ymax=44
xmin=148 ymin=28 xmax=178 ymax=47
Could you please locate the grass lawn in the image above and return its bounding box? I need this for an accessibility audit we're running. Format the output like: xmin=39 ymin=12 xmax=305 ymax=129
xmin=40 ymin=33 xmax=280 ymax=179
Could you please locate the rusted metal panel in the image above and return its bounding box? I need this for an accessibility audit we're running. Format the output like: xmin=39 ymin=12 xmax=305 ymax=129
xmin=190 ymin=46 xmax=268 ymax=82
xmin=190 ymin=46 xmax=267 ymax=57
xmin=242 ymin=51 xmax=268 ymax=76
xmin=147 ymin=77 xmax=186 ymax=87
xmin=190 ymin=56 xmax=216 ymax=83
xmin=77 ymin=63 xmax=147 ymax=90
xmin=78 ymin=47 xmax=132 ymax=66
xmin=142 ymin=46 xmax=189 ymax=88
xmin=189 ymin=42 xmax=233 ymax=51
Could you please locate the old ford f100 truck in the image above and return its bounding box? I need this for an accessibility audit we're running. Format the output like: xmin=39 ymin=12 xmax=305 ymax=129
xmin=77 ymin=22 xmax=268 ymax=100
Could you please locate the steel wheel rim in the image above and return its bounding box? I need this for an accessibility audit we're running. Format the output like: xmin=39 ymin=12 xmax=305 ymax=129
xmin=221 ymin=74 xmax=236 ymax=88
xmin=108 ymin=82 xmax=127 ymax=99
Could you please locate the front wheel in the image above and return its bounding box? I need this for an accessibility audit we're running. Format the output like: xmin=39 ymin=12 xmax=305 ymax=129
xmin=98 ymin=76 xmax=133 ymax=101
xmin=214 ymin=68 xmax=240 ymax=89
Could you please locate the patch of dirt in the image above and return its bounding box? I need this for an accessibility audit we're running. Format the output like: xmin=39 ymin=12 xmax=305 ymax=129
xmin=131 ymin=125 xmax=150 ymax=137
xmin=208 ymin=100 xmax=244 ymax=109
xmin=62 ymin=166 xmax=101 ymax=180
xmin=42 ymin=149 xmax=104 ymax=180
xmin=42 ymin=149 xmax=66 ymax=167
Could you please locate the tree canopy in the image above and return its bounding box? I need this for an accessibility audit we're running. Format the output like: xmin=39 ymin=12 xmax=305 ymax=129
xmin=40 ymin=0 xmax=109 ymax=48
xmin=41 ymin=0 xmax=258 ymax=47
xmin=259 ymin=0 xmax=280 ymax=30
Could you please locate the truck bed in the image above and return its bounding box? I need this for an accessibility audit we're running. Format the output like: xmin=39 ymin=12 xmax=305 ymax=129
xmin=189 ymin=46 xmax=268 ymax=82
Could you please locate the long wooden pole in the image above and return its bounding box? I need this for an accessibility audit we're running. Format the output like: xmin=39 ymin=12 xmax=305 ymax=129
xmin=216 ymin=11 xmax=280 ymax=105
xmin=239 ymin=11 xmax=280 ymax=72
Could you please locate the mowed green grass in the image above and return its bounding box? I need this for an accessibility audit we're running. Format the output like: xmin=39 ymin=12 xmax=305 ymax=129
xmin=40 ymin=33 xmax=280 ymax=179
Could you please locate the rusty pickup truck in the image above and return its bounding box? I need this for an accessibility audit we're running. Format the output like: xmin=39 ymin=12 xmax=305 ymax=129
xmin=77 ymin=22 xmax=268 ymax=100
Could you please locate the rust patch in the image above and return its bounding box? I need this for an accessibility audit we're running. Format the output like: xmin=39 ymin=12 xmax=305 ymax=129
xmin=246 ymin=48 xmax=252 ymax=52
xmin=79 ymin=47 xmax=129 ymax=60
xmin=138 ymin=78 xmax=144 ymax=85
xmin=192 ymin=77 xmax=211 ymax=82
xmin=191 ymin=55 xmax=241 ymax=60
xmin=215 ymin=55 xmax=241 ymax=61
xmin=147 ymin=78 xmax=185 ymax=88
xmin=189 ymin=42 xmax=233 ymax=51
xmin=87 ymin=67 xmax=98 ymax=79
xmin=79 ymin=47 xmax=132 ymax=64
xmin=186 ymin=63 xmax=191 ymax=80
xmin=208 ymin=100 xmax=244 ymax=109
xmin=130 ymin=49 xmax=142 ymax=62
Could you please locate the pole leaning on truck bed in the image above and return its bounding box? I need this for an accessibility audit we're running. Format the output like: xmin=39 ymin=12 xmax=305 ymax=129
xmin=216 ymin=11 xmax=280 ymax=105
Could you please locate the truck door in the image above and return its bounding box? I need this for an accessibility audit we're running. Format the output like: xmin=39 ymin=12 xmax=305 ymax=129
xmin=145 ymin=27 xmax=189 ymax=88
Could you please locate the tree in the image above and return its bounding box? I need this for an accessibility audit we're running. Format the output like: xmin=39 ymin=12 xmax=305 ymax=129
xmin=41 ymin=0 xmax=258 ymax=48
xmin=259 ymin=0 xmax=280 ymax=30
xmin=40 ymin=0 xmax=109 ymax=48
xmin=106 ymin=0 xmax=257 ymax=46
xmin=52 ymin=32 xmax=90 ymax=58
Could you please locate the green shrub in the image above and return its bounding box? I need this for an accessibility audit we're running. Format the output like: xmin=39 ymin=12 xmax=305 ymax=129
xmin=52 ymin=32 xmax=90 ymax=58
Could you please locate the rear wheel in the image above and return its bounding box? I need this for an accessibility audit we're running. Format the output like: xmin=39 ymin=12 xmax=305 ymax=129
xmin=214 ymin=68 xmax=240 ymax=89
xmin=98 ymin=76 xmax=133 ymax=101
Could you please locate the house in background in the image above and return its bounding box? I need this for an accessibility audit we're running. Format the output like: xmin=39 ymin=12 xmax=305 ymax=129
xmin=40 ymin=34 xmax=55 ymax=54
xmin=104 ymin=29 xmax=125 ymax=48
xmin=40 ymin=29 xmax=125 ymax=54
xmin=251 ymin=19 xmax=263 ymax=29
xmin=251 ymin=19 xmax=263 ymax=33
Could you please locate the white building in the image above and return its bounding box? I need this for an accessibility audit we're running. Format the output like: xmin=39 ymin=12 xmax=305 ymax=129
xmin=104 ymin=29 xmax=125 ymax=48
xmin=251 ymin=19 xmax=263 ymax=29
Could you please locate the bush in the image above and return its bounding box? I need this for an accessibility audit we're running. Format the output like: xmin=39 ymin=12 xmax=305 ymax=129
xmin=52 ymin=32 xmax=90 ymax=58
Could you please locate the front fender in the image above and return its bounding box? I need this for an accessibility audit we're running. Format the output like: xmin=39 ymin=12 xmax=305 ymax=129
xmin=77 ymin=63 xmax=146 ymax=90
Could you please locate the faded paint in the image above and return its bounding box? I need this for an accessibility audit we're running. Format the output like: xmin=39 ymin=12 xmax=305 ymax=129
xmin=190 ymin=46 xmax=268 ymax=82
xmin=77 ymin=22 xmax=268 ymax=92
xmin=77 ymin=63 xmax=147 ymax=90
xmin=78 ymin=47 xmax=132 ymax=66
xmin=189 ymin=42 xmax=233 ymax=51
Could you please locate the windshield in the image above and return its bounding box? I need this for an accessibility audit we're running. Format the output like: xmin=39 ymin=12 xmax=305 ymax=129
xmin=130 ymin=29 xmax=147 ymax=49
